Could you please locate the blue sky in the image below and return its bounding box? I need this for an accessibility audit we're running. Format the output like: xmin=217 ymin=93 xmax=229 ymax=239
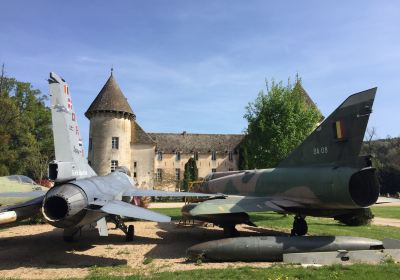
xmin=1 ymin=1 xmax=399 ymax=148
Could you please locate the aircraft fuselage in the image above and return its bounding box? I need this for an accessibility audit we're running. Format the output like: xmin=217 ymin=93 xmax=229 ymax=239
xmin=201 ymin=166 xmax=379 ymax=212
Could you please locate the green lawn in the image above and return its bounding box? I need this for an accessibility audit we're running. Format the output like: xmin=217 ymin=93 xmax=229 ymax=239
xmin=152 ymin=208 xmax=400 ymax=240
xmin=86 ymin=263 xmax=400 ymax=280
xmin=371 ymin=206 xmax=400 ymax=219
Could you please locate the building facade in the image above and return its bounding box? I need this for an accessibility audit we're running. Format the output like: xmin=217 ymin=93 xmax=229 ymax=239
xmin=85 ymin=73 xmax=243 ymax=191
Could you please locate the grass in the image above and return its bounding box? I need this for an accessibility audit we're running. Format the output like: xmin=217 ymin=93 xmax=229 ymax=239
xmin=85 ymin=263 xmax=400 ymax=279
xmin=253 ymin=212 xmax=400 ymax=240
xmin=152 ymin=207 xmax=400 ymax=240
xmin=371 ymin=206 xmax=400 ymax=219
xmin=116 ymin=248 xmax=130 ymax=255
xmin=150 ymin=208 xmax=183 ymax=221
xmin=143 ymin=257 xmax=154 ymax=265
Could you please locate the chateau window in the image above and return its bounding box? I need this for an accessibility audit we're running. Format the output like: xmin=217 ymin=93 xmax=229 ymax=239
xmin=133 ymin=172 xmax=137 ymax=178
xmin=211 ymin=151 xmax=217 ymax=161
xmin=194 ymin=151 xmax=199 ymax=161
xmin=111 ymin=160 xmax=118 ymax=172
xmin=157 ymin=151 xmax=163 ymax=161
xmin=175 ymin=168 xmax=180 ymax=181
xmin=134 ymin=161 xmax=137 ymax=168
xmin=112 ymin=137 xmax=119 ymax=149
xmin=175 ymin=151 xmax=181 ymax=161
xmin=211 ymin=168 xmax=217 ymax=173
xmin=156 ymin=168 xmax=163 ymax=181
xmin=89 ymin=138 xmax=92 ymax=151
xmin=228 ymin=150 xmax=233 ymax=161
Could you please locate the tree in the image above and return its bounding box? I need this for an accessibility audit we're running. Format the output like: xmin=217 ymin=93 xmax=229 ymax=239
xmin=182 ymin=157 xmax=198 ymax=192
xmin=0 ymin=67 xmax=54 ymax=181
xmin=240 ymin=77 xmax=321 ymax=169
xmin=362 ymin=136 xmax=400 ymax=195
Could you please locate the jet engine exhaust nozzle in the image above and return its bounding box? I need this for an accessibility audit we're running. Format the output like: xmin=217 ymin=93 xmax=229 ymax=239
xmin=42 ymin=184 xmax=88 ymax=227
xmin=348 ymin=167 xmax=380 ymax=207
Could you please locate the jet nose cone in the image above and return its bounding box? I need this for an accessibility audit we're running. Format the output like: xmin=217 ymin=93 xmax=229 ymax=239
xmin=186 ymin=242 xmax=211 ymax=261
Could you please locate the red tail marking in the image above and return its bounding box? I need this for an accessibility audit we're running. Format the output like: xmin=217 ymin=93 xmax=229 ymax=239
xmin=64 ymin=85 xmax=69 ymax=95
xmin=67 ymin=98 xmax=72 ymax=111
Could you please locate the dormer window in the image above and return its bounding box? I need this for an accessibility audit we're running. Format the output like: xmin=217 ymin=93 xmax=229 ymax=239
xmin=176 ymin=151 xmax=181 ymax=161
xmin=157 ymin=151 xmax=163 ymax=161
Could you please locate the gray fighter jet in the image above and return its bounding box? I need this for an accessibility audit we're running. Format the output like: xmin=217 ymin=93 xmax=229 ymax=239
xmin=1 ymin=72 xmax=209 ymax=241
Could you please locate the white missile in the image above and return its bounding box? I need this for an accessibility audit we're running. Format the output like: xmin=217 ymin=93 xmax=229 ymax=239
xmin=0 ymin=211 xmax=17 ymax=225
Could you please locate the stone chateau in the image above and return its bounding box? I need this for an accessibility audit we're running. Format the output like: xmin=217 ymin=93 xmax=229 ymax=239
xmin=85 ymin=73 xmax=243 ymax=191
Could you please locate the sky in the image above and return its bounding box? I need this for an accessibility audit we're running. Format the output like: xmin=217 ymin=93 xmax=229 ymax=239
xmin=1 ymin=1 xmax=399 ymax=149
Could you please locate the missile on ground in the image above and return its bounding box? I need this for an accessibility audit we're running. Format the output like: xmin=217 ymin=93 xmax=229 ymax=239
xmin=187 ymin=236 xmax=383 ymax=262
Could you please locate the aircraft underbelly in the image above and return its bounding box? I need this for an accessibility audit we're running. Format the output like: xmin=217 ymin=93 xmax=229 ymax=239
xmin=75 ymin=210 xmax=106 ymax=228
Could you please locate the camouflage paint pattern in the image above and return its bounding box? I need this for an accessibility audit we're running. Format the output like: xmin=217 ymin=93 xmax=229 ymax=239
xmin=191 ymin=88 xmax=379 ymax=218
xmin=0 ymin=176 xmax=45 ymax=207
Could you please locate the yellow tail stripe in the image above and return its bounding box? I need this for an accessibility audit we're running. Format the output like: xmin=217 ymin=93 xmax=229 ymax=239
xmin=336 ymin=121 xmax=342 ymax=139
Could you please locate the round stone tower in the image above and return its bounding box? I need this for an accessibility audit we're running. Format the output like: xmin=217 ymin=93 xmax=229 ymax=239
xmin=85 ymin=72 xmax=135 ymax=176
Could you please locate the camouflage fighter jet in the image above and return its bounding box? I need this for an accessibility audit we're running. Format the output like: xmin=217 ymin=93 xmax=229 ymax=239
xmin=182 ymin=88 xmax=379 ymax=236
xmin=0 ymin=175 xmax=47 ymax=225
xmin=0 ymin=72 xmax=209 ymax=241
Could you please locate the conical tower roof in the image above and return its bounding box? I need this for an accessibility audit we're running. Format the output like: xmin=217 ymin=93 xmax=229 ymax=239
xmin=85 ymin=73 xmax=135 ymax=119
xmin=293 ymin=81 xmax=324 ymax=121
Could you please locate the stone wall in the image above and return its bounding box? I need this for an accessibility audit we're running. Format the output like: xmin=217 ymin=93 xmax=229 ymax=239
xmin=88 ymin=112 xmax=132 ymax=176
xmin=131 ymin=143 xmax=155 ymax=189
xmin=152 ymin=152 xmax=240 ymax=191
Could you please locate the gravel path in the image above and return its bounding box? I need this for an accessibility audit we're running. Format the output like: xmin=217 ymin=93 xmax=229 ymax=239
xmin=375 ymin=197 xmax=400 ymax=207
xmin=0 ymin=222 xmax=276 ymax=279
xmin=148 ymin=202 xmax=185 ymax=209
xmin=372 ymin=217 xmax=400 ymax=227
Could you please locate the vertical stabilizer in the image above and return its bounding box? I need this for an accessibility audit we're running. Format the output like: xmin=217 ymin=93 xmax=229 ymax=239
xmin=278 ymin=88 xmax=377 ymax=167
xmin=48 ymin=72 xmax=96 ymax=181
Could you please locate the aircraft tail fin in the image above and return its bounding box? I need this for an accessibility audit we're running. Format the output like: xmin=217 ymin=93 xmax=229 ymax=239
xmin=48 ymin=72 xmax=96 ymax=181
xmin=278 ymin=88 xmax=377 ymax=168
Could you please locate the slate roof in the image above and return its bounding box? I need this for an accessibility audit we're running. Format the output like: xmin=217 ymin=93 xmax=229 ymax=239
xmin=85 ymin=74 xmax=135 ymax=119
xmin=148 ymin=132 xmax=244 ymax=153
xmin=131 ymin=122 xmax=156 ymax=145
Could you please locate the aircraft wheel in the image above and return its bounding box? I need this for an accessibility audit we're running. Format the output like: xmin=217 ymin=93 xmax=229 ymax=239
xmin=126 ymin=225 xmax=134 ymax=242
xmin=291 ymin=216 xmax=308 ymax=236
